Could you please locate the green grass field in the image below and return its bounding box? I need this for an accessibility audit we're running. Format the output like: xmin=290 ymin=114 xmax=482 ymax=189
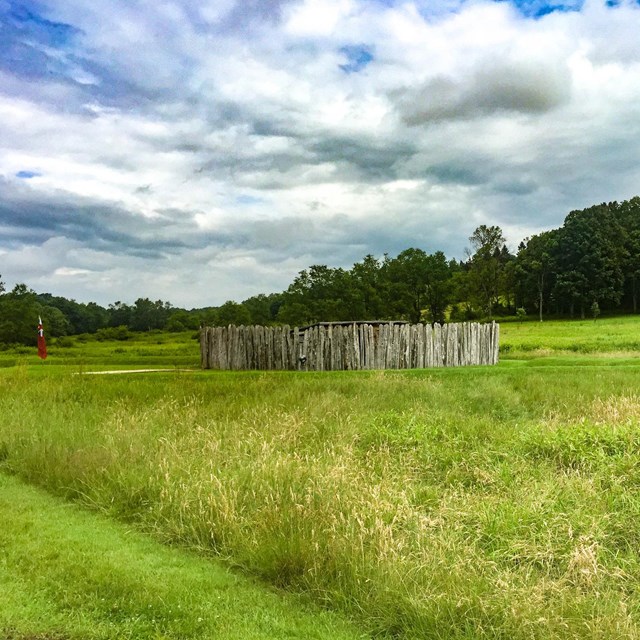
xmin=0 ymin=329 xmax=200 ymax=369
xmin=0 ymin=473 xmax=366 ymax=640
xmin=501 ymin=315 xmax=640 ymax=359
xmin=3 ymin=317 xmax=640 ymax=638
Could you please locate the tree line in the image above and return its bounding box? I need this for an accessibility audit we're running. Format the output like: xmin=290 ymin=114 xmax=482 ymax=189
xmin=1 ymin=196 xmax=639 ymax=345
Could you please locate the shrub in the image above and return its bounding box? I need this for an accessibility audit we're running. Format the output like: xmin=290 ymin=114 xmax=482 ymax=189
xmin=95 ymin=326 xmax=131 ymax=341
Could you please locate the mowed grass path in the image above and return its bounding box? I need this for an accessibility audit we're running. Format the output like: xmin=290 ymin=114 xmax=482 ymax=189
xmin=3 ymin=317 xmax=640 ymax=638
xmin=0 ymin=472 xmax=365 ymax=640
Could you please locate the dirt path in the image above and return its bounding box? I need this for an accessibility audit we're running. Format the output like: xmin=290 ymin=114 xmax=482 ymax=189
xmin=77 ymin=368 xmax=197 ymax=375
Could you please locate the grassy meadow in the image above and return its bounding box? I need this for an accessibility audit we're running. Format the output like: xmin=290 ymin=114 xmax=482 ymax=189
xmin=3 ymin=317 xmax=640 ymax=638
xmin=0 ymin=329 xmax=199 ymax=370
xmin=501 ymin=315 xmax=640 ymax=359
xmin=0 ymin=473 xmax=365 ymax=640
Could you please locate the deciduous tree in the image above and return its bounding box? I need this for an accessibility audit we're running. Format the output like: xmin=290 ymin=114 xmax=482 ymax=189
xmin=467 ymin=225 xmax=508 ymax=319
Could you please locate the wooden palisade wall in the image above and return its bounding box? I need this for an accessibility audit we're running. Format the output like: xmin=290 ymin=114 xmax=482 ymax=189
xmin=200 ymin=322 xmax=499 ymax=370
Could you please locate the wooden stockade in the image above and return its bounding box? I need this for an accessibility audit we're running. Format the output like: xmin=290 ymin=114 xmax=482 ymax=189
xmin=200 ymin=321 xmax=499 ymax=371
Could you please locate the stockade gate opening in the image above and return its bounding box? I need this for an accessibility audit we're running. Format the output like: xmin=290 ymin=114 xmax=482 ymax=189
xmin=200 ymin=321 xmax=499 ymax=371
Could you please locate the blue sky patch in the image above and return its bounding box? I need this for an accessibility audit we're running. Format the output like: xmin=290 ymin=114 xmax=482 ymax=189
xmin=16 ymin=170 xmax=41 ymax=179
xmin=0 ymin=1 xmax=86 ymax=86
xmin=5 ymin=1 xmax=80 ymax=48
xmin=339 ymin=45 xmax=374 ymax=74
xmin=496 ymin=0 xmax=584 ymax=18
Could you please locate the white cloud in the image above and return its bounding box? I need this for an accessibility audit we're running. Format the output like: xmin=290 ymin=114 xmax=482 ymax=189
xmin=1 ymin=0 xmax=640 ymax=305
xmin=284 ymin=0 xmax=356 ymax=36
xmin=54 ymin=267 xmax=94 ymax=276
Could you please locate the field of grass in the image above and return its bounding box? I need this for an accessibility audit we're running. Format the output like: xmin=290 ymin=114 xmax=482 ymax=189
xmin=3 ymin=317 xmax=640 ymax=638
xmin=0 ymin=330 xmax=200 ymax=369
xmin=0 ymin=473 xmax=365 ymax=640
xmin=500 ymin=315 xmax=640 ymax=359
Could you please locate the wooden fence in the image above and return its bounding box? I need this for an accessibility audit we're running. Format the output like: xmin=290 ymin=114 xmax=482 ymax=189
xmin=200 ymin=321 xmax=499 ymax=371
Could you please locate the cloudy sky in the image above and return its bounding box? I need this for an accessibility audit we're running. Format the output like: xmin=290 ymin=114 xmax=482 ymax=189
xmin=1 ymin=0 xmax=640 ymax=307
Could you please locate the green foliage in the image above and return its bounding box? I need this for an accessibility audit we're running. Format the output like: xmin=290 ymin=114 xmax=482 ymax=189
xmin=107 ymin=300 xmax=131 ymax=327
xmin=95 ymin=325 xmax=131 ymax=341
xmin=129 ymin=298 xmax=173 ymax=331
xmin=554 ymin=204 xmax=625 ymax=317
xmin=0 ymin=284 xmax=69 ymax=345
xmin=516 ymin=230 xmax=558 ymax=322
xmin=386 ymin=248 xmax=430 ymax=322
xmin=242 ymin=293 xmax=283 ymax=325
xmin=37 ymin=293 xmax=108 ymax=334
xmin=216 ymin=300 xmax=252 ymax=326
xmin=466 ymin=225 xmax=512 ymax=319
xmin=386 ymin=249 xmax=455 ymax=323
xmin=278 ymin=265 xmax=361 ymax=325
xmin=276 ymin=250 xmax=458 ymax=326
xmin=54 ymin=336 xmax=75 ymax=348
xmin=614 ymin=197 xmax=640 ymax=313
xmin=350 ymin=254 xmax=389 ymax=319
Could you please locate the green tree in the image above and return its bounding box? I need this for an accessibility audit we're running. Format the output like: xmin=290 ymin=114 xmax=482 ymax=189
xmin=166 ymin=310 xmax=201 ymax=332
xmin=350 ymin=254 xmax=390 ymax=320
xmin=386 ymin=248 xmax=430 ymax=322
xmin=216 ymin=300 xmax=251 ymax=326
xmin=42 ymin=305 xmax=71 ymax=336
xmin=467 ymin=225 xmax=508 ymax=319
xmin=423 ymin=252 xmax=455 ymax=324
xmin=82 ymin=302 xmax=109 ymax=333
xmin=449 ymin=261 xmax=476 ymax=321
xmin=614 ymin=197 xmax=640 ymax=313
xmin=276 ymin=301 xmax=313 ymax=326
xmin=553 ymin=204 xmax=625 ymax=317
xmin=515 ymin=230 xmax=558 ymax=322
xmin=242 ymin=293 xmax=283 ymax=326
xmin=384 ymin=249 xmax=456 ymax=324
xmin=278 ymin=265 xmax=360 ymax=324
xmin=108 ymin=301 xmax=132 ymax=328
xmin=129 ymin=298 xmax=172 ymax=331
xmin=277 ymin=268 xmax=323 ymax=325
xmin=36 ymin=294 xmax=108 ymax=334
xmin=500 ymin=245 xmax=517 ymax=313
xmin=0 ymin=284 xmax=47 ymax=345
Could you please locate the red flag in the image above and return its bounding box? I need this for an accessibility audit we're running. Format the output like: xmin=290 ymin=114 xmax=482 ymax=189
xmin=37 ymin=317 xmax=47 ymax=360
